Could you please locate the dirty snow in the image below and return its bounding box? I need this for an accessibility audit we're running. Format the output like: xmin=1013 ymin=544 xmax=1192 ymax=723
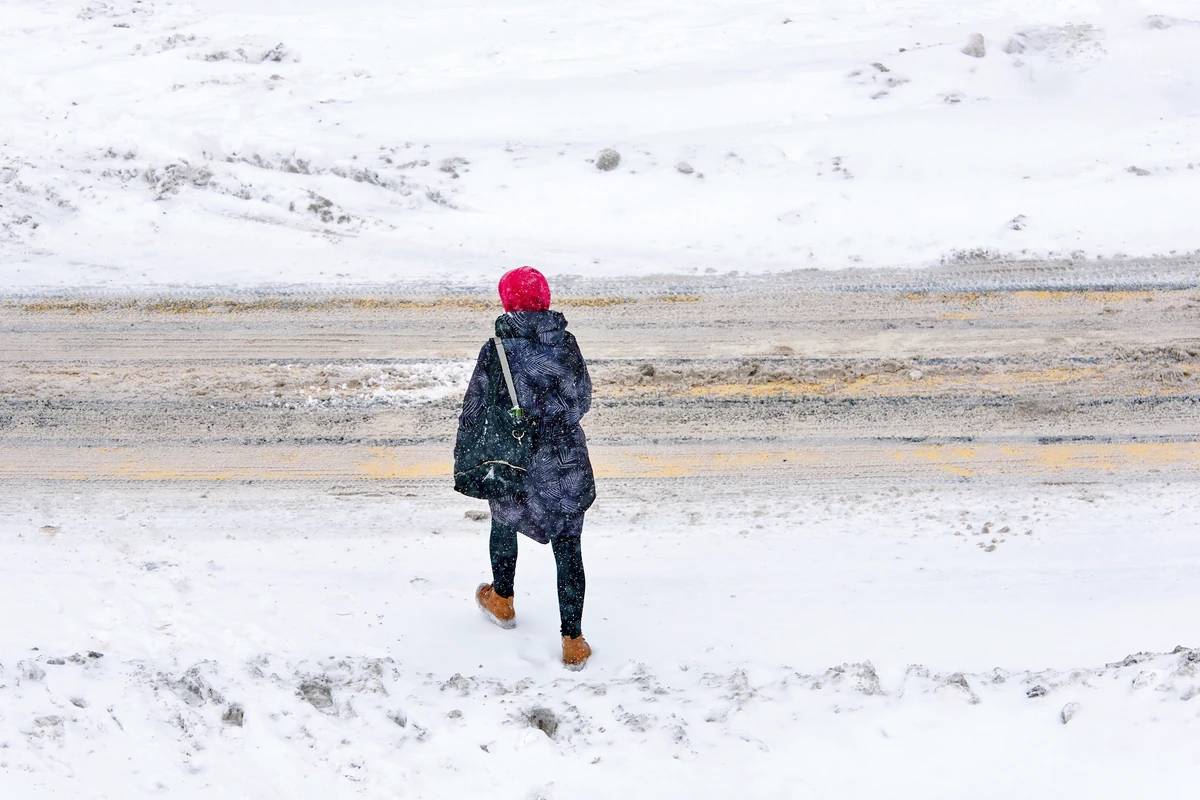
xmin=1 ymin=480 xmax=1198 ymax=796
xmin=0 ymin=359 xmax=476 ymax=409
xmin=3 ymin=0 xmax=1200 ymax=289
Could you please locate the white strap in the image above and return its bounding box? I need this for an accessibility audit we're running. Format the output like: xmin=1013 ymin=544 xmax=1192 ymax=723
xmin=493 ymin=337 xmax=521 ymax=412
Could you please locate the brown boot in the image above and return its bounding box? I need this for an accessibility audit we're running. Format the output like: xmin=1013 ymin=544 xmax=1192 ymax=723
xmin=476 ymin=584 xmax=516 ymax=629
xmin=562 ymin=635 xmax=592 ymax=671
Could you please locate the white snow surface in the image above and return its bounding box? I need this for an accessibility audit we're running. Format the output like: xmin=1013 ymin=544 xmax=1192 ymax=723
xmin=2 ymin=480 xmax=1198 ymax=796
xmin=3 ymin=0 xmax=1200 ymax=289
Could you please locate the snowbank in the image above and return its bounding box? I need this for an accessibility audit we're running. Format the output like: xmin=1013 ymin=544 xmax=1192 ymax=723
xmin=2 ymin=480 xmax=1198 ymax=796
xmin=2 ymin=1 xmax=1199 ymax=289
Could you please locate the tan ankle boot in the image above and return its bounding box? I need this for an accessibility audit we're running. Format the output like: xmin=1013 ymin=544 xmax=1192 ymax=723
xmin=476 ymin=584 xmax=515 ymax=629
xmin=562 ymin=635 xmax=591 ymax=671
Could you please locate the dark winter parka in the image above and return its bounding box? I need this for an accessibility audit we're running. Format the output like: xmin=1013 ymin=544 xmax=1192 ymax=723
xmin=456 ymin=311 xmax=596 ymax=542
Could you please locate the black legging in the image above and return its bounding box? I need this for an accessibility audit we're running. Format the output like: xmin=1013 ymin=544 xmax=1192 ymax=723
xmin=490 ymin=520 xmax=585 ymax=639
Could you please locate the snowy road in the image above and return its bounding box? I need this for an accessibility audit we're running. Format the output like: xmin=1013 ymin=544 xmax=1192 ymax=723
xmin=3 ymin=265 xmax=1199 ymax=483
xmin=2 ymin=265 xmax=1199 ymax=797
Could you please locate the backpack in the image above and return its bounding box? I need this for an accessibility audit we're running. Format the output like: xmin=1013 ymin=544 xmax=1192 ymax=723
xmin=453 ymin=337 xmax=531 ymax=499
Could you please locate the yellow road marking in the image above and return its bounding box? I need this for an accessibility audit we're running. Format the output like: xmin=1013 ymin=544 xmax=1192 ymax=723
xmin=2 ymin=442 xmax=1199 ymax=481
xmin=1010 ymin=290 xmax=1161 ymax=304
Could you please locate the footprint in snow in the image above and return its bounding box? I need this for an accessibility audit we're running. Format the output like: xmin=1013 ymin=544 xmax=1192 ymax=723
xmin=516 ymin=637 xmax=555 ymax=667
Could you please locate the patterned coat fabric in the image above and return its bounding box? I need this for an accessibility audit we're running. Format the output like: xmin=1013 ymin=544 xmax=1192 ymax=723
xmin=457 ymin=311 xmax=596 ymax=543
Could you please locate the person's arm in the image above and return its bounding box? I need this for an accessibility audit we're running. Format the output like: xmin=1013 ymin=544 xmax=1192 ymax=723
xmin=569 ymin=333 xmax=592 ymax=418
xmin=457 ymin=341 xmax=493 ymax=434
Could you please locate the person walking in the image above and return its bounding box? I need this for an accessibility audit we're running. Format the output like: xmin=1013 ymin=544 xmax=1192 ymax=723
xmin=455 ymin=266 xmax=596 ymax=670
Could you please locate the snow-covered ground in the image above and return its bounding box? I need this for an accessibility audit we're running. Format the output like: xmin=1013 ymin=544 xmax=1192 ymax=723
xmin=3 ymin=0 xmax=1199 ymax=290
xmin=1 ymin=480 xmax=1197 ymax=796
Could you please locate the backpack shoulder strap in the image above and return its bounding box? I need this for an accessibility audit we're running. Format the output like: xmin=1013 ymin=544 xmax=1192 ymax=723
xmin=493 ymin=337 xmax=521 ymax=412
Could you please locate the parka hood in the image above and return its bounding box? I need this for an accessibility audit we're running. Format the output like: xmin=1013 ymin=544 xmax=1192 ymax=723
xmin=495 ymin=310 xmax=568 ymax=347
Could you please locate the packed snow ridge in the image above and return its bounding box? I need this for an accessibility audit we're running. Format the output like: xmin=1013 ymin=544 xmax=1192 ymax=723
xmin=2 ymin=1 xmax=1199 ymax=289
xmin=4 ymin=646 xmax=1198 ymax=794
